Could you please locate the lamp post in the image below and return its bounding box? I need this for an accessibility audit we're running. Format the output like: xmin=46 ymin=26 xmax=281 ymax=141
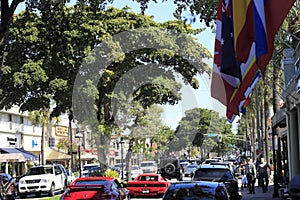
xmin=68 ymin=111 xmax=74 ymax=171
xmin=119 ymin=138 xmax=125 ymax=180
xmin=75 ymin=132 xmax=83 ymax=178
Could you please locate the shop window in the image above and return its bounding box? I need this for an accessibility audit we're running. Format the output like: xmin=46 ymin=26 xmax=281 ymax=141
xmin=49 ymin=137 xmax=55 ymax=147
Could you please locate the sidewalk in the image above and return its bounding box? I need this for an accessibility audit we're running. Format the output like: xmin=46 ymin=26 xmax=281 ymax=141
xmin=240 ymin=183 xmax=281 ymax=200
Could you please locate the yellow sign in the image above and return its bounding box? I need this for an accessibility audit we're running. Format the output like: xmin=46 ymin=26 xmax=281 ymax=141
xmin=55 ymin=126 xmax=68 ymax=136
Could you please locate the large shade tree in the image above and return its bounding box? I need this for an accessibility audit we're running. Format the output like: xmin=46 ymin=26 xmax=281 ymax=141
xmin=1 ymin=2 xmax=212 ymax=166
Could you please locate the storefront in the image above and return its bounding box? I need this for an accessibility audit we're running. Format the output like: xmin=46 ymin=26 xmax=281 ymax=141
xmin=0 ymin=148 xmax=39 ymax=176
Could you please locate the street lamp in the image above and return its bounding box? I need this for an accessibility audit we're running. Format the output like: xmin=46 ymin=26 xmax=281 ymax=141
xmin=75 ymin=132 xmax=83 ymax=178
xmin=119 ymin=138 xmax=125 ymax=180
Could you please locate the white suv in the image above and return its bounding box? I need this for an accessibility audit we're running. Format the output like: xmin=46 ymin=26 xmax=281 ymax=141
xmin=18 ymin=164 xmax=67 ymax=198
xmin=140 ymin=161 xmax=158 ymax=174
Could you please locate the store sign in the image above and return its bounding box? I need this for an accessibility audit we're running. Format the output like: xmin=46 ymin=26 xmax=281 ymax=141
xmin=108 ymin=150 xmax=115 ymax=157
xmin=55 ymin=126 xmax=68 ymax=136
xmin=7 ymin=137 xmax=17 ymax=146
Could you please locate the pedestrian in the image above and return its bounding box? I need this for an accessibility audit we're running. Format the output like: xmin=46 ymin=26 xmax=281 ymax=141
xmin=258 ymin=157 xmax=271 ymax=193
xmin=255 ymin=156 xmax=262 ymax=187
xmin=244 ymin=157 xmax=256 ymax=194
xmin=240 ymin=160 xmax=248 ymax=191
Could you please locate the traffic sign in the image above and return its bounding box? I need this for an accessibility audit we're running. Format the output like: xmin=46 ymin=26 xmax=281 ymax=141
xmin=208 ymin=133 xmax=217 ymax=137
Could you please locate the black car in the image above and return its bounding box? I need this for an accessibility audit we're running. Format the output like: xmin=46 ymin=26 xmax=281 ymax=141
xmin=192 ymin=164 xmax=242 ymax=200
xmin=163 ymin=181 xmax=230 ymax=200
xmin=159 ymin=158 xmax=183 ymax=181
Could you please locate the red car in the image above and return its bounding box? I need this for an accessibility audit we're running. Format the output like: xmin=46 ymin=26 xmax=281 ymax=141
xmin=60 ymin=176 xmax=129 ymax=200
xmin=127 ymin=173 xmax=170 ymax=197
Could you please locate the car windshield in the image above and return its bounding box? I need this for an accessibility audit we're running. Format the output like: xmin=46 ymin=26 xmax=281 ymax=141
xmin=83 ymin=165 xmax=99 ymax=171
xmin=132 ymin=166 xmax=139 ymax=170
xmin=27 ymin=166 xmax=53 ymax=175
xmin=138 ymin=175 xmax=158 ymax=181
xmin=194 ymin=169 xmax=233 ymax=180
xmin=164 ymin=187 xmax=215 ymax=200
xmin=75 ymin=180 xmax=108 ymax=185
xmin=141 ymin=163 xmax=155 ymax=167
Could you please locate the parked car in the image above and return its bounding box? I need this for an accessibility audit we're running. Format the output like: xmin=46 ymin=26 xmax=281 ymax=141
xmin=60 ymin=176 xmax=129 ymax=200
xmin=18 ymin=164 xmax=67 ymax=198
xmin=184 ymin=164 xmax=199 ymax=177
xmin=65 ymin=169 xmax=76 ymax=185
xmin=163 ymin=181 xmax=230 ymax=200
xmin=159 ymin=158 xmax=183 ymax=181
xmin=82 ymin=163 xmax=100 ymax=177
xmin=192 ymin=164 xmax=242 ymax=200
xmin=127 ymin=173 xmax=170 ymax=197
xmin=140 ymin=161 xmax=157 ymax=174
xmin=128 ymin=165 xmax=143 ymax=180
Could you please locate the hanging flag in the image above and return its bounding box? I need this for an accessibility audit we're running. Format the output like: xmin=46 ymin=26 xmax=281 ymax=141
xmin=220 ymin=0 xmax=241 ymax=80
xmin=255 ymin=0 xmax=296 ymax=74
xmin=232 ymin=0 xmax=254 ymax=63
xmin=226 ymin=45 xmax=259 ymax=122
xmin=211 ymin=0 xmax=295 ymax=122
xmin=211 ymin=0 xmax=258 ymax=122
xmin=211 ymin=0 xmax=241 ymax=108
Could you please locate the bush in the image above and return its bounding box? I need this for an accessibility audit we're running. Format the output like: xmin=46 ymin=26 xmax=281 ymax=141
xmin=105 ymin=169 xmax=119 ymax=178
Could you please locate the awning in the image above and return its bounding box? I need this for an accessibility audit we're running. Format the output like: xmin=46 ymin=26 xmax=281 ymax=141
xmin=0 ymin=148 xmax=39 ymax=161
xmin=0 ymin=153 xmax=26 ymax=162
xmin=46 ymin=148 xmax=70 ymax=160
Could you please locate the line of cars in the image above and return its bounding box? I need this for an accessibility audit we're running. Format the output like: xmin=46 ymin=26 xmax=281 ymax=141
xmin=1 ymin=158 xmax=242 ymax=200
xmin=117 ymin=159 xmax=242 ymax=200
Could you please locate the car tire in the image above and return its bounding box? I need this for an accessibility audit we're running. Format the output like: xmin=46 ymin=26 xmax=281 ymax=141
xmin=164 ymin=163 xmax=176 ymax=175
xmin=48 ymin=183 xmax=55 ymax=197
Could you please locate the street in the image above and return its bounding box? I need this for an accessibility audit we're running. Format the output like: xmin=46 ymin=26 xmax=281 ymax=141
xmin=20 ymin=176 xmax=280 ymax=200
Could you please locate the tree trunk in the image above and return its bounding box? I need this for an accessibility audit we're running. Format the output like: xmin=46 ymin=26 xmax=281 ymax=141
xmin=95 ymin=133 xmax=110 ymax=173
xmin=41 ymin=122 xmax=45 ymax=165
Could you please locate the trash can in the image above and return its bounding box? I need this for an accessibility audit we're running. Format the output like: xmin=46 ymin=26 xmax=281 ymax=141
xmin=288 ymin=174 xmax=300 ymax=200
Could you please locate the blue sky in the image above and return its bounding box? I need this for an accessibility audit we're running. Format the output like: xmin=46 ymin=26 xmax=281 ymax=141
xmin=15 ymin=1 xmax=228 ymax=130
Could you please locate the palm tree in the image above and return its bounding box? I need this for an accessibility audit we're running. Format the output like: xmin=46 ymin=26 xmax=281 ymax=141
xmin=29 ymin=110 xmax=50 ymax=165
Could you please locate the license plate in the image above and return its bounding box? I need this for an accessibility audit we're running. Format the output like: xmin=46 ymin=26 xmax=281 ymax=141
xmin=142 ymin=190 xmax=149 ymax=193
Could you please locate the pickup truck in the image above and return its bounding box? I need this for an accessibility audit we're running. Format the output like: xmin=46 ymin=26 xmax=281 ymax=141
xmin=18 ymin=164 xmax=67 ymax=198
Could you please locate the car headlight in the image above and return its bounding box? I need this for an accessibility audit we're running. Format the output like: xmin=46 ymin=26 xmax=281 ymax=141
xmin=41 ymin=179 xmax=50 ymax=183
xmin=20 ymin=180 xmax=26 ymax=184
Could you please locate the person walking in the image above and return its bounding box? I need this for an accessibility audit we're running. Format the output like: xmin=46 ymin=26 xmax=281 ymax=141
xmin=258 ymin=157 xmax=271 ymax=193
xmin=240 ymin=160 xmax=248 ymax=191
xmin=244 ymin=157 xmax=256 ymax=194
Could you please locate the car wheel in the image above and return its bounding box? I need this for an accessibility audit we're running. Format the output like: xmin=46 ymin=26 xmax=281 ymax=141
xmin=164 ymin=163 xmax=175 ymax=175
xmin=49 ymin=183 xmax=55 ymax=197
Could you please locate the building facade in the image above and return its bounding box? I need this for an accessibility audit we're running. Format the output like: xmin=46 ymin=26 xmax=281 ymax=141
xmin=273 ymin=46 xmax=300 ymax=182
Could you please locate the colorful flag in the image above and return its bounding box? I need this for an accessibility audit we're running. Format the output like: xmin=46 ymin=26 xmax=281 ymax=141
xmin=211 ymin=0 xmax=241 ymax=108
xmin=220 ymin=0 xmax=241 ymax=80
xmin=255 ymin=0 xmax=296 ymax=74
xmin=211 ymin=0 xmax=295 ymax=122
